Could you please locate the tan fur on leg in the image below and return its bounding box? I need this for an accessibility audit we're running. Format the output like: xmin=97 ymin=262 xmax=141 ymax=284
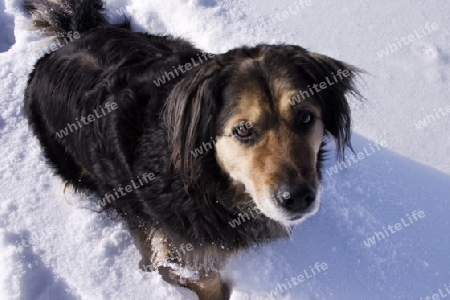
xmin=185 ymin=272 xmax=230 ymax=300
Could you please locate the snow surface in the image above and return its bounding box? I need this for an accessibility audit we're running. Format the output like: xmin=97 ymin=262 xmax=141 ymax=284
xmin=1 ymin=0 xmax=449 ymax=299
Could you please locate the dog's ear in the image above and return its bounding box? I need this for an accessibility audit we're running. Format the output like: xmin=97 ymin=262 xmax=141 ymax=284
xmin=290 ymin=47 xmax=363 ymax=158
xmin=163 ymin=61 xmax=222 ymax=185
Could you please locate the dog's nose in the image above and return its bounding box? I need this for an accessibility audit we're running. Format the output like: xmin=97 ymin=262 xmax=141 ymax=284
xmin=277 ymin=183 xmax=315 ymax=213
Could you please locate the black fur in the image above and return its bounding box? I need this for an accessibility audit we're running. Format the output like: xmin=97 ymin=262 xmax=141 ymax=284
xmin=23 ymin=0 xmax=362 ymax=296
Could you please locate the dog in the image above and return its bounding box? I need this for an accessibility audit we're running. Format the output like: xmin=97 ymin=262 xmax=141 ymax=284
xmin=23 ymin=1 xmax=362 ymax=299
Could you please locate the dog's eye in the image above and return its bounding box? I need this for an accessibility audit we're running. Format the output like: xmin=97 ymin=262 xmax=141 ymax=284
xmin=233 ymin=123 xmax=254 ymax=141
xmin=296 ymin=110 xmax=315 ymax=127
xmin=234 ymin=125 xmax=252 ymax=137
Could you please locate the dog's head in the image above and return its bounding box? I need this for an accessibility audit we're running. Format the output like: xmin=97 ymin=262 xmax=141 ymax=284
xmin=164 ymin=45 xmax=361 ymax=226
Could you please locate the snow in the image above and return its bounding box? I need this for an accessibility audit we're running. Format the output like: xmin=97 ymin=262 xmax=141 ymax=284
xmin=1 ymin=0 xmax=449 ymax=299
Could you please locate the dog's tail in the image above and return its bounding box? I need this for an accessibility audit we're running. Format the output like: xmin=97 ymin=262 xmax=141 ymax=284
xmin=23 ymin=0 xmax=127 ymax=36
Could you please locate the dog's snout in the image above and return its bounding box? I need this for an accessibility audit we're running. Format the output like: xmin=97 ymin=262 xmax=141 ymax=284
xmin=277 ymin=183 xmax=315 ymax=213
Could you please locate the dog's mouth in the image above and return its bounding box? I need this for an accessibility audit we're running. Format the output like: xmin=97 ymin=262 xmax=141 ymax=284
xmin=289 ymin=214 xmax=304 ymax=221
xmin=280 ymin=198 xmax=317 ymax=223
xmin=285 ymin=202 xmax=316 ymax=221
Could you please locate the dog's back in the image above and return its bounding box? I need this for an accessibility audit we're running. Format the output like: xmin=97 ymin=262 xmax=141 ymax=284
xmin=24 ymin=0 xmax=198 ymax=192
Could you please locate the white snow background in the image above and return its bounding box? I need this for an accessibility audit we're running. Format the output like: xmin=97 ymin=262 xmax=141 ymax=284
xmin=0 ymin=0 xmax=449 ymax=299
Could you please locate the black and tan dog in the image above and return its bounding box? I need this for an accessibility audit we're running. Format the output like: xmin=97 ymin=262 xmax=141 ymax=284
xmin=23 ymin=1 xmax=361 ymax=299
